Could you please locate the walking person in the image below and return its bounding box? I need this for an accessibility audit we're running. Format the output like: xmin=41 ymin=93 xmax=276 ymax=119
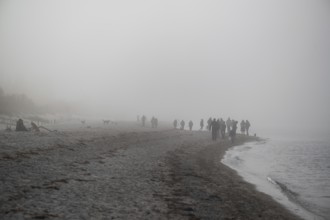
xmin=211 ymin=118 xmax=218 ymax=141
xmin=180 ymin=120 xmax=185 ymax=130
xmin=245 ymin=120 xmax=251 ymax=136
xmin=226 ymin=117 xmax=232 ymax=134
xmin=189 ymin=120 xmax=193 ymax=131
xmin=240 ymin=120 xmax=246 ymax=134
xmin=216 ymin=119 xmax=221 ymax=139
xmin=200 ymin=119 xmax=204 ymax=130
xmin=207 ymin=117 xmax=212 ymax=131
xmin=229 ymin=120 xmax=238 ymax=143
xmin=220 ymin=118 xmax=226 ymax=139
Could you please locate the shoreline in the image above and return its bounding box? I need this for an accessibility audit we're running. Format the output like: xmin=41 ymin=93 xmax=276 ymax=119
xmin=221 ymin=138 xmax=325 ymax=220
xmin=0 ymin=125 xmax=302 ymax=219
xmin=163 ymin=133 xmax=302 ymax=219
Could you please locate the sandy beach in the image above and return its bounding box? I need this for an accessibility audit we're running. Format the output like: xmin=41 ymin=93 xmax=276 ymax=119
xmin=0 ymin=123 xmax=302 ymax=219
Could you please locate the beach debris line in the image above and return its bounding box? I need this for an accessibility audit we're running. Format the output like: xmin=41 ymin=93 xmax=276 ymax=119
xmin=5 ymin=125 xmax=12 ymax=131
xmin=31 ymin=121 xmax=40 ymax=132
xmin=14 ymin=118 xmax=57 ymax=133
xmin=15 ymin=118 xmax=28 ymax=131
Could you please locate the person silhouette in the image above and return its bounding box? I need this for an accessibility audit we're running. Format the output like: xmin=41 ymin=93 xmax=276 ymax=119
xmin=226 ymin=117 xmax=232 ymax=134
xmin=211 ymin=118 xmax=218 ymax=141
xmin=220 ymin=118 xmax=226 ymax=139
xmin=245 ymin=120 xmax=251 ymax=136
xmin=207 ymin=117 xmax=212 ymax=131
xmin=173 ymin=119 xmax=178 ymax=129
xmin=216 ymin=119 xmax=221 ymax=138
xmin=240 ymin=120 xmax=246 ymax=134
xmin=200 ymin=119 xmax=204 ymax=130
xmin=180 ymin=120 xmax=185 ymax=130
xmin=229 ymin=120 xmax=238 ymax=143
xmin=189 ymin=120 xmax=193 ymax=131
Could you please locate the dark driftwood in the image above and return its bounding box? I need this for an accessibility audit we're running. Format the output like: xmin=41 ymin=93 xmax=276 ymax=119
xmin=15 ymin=119 xmax=28 ymax=132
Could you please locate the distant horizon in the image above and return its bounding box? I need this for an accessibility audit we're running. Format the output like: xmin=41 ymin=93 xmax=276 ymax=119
xmin=1 ymin=0 xmax=329 ymax=135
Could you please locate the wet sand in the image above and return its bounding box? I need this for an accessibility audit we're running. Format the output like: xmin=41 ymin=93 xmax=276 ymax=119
xmin=0 ymin=123 xmax=301 ymax=219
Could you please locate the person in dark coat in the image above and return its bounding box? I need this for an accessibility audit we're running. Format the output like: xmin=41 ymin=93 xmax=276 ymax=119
xmin=207 ymin=117 xmax=212 ymax=131
xmin=220 ymin=118 xmax=226 ymax=139
xmin=229 ymin=120 xmax=238 ymax=143
xmin=240 ymin=120 xmax=246 ymax=134
xmin=226 ymin=117 xmax=232 ymax=134
xmin=216 ymin=119 xmax=221 ymax=138
xmin=180 ymin=120 xmax=185 ymax=130
xmin=211 ymin=118 xmax=219 ymax=141
xmin=189 ymin=120 xmax=193 ymax=131
xmin=245 ymin=120 xmax=251 ymax=136
xmin=200 ymin=119 xmax=204 ymax=130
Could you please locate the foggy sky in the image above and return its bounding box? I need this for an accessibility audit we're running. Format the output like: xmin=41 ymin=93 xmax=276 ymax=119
xmin=0 ymin=0 xmax=330 ymax=133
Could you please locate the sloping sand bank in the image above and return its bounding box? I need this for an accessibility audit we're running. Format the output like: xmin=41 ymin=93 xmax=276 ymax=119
xmin=0 ymin=125 xmax=301 ymax=219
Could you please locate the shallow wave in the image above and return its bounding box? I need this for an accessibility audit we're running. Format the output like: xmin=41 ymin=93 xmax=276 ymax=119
xmin=222 ymin=140 xmax=328 ymax=220
xmin=268 ymin=177 xmax=326 ymax=220
xmin=267 ymin=177 xmax=299 ymax=197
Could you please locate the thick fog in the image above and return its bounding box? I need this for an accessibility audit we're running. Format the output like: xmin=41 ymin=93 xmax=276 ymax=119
xmin=1 ymin=0 xmax=329 ymax=134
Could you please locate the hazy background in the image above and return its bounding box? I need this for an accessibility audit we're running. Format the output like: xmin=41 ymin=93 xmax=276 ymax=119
xmin=0 ymin=0 xmax=329 ymax=134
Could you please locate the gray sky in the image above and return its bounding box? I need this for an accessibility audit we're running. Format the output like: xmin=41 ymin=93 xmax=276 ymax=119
xmin=0 ymin=0 xmax=329 ymax=132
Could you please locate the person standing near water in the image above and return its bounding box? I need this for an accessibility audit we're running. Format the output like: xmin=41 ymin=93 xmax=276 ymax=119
xmin=240 ymin=120 xmax=246 ymax=134
xmin=220 ymin=118 xmax=226 ymax=139
xmin=211 ymin=118 xmax=218 ymax=141
xmin=189 ymin=120 xmax=193 ymax=131
xmin=245 ymin=120 xmax=251 ymax=136
xmin=230 ymin=120 xmax=238 ymax=143
xmin=216 ymin=119 xmax=221 ymax=138
xmin=226 ymin=117 xmax=232 ymax=134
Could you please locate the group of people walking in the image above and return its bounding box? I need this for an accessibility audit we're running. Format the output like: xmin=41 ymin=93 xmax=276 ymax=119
xmin=173 ymin=117 xmax=251 ymax=143
xmin=138 ymin=115 xmax=159 ymax=128
xmin=151 ymin=117 xmax=158 ymax=128
xmin=138 ymin=115 xmax=251 ymax=143
xmin=240 ymin=120 xmax=251 ymax=136
xmin=173 ymin=119 xmax=194 ymax=131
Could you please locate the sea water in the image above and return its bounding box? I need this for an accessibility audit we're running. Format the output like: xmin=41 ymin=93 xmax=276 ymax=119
xmin=222 ymin=135 xmax=330 ymax=220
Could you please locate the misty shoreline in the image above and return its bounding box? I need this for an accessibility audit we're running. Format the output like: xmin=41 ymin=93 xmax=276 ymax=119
xmin=0 ymin=123 xmax=301 ymax=219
